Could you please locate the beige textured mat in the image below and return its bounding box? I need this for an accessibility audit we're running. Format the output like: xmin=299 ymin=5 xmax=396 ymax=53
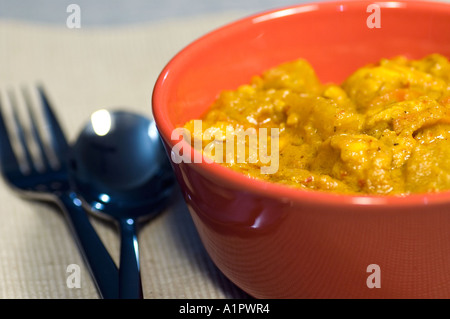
xmin=0 ymin=12 xmax=251 ymax=299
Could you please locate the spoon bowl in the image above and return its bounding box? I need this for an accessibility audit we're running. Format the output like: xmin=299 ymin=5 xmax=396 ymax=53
xmin=69 ymin=109 xmax=175 ymax=298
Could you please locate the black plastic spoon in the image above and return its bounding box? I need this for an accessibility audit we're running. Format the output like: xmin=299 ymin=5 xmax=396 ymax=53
xmin=69 ymin=110 xmax=174 ymax=299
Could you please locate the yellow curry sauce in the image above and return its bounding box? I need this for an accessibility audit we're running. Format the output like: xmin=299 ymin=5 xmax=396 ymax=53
xmin=183 ymin=54 xmax=450 ymax=195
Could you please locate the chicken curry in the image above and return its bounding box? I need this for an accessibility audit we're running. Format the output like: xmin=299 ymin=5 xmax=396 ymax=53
xmin=183 ymin=54 xmax=450 ymax=195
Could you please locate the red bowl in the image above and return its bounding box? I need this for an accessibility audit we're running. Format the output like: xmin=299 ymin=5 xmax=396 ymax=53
xmin=152 ymin=0 xmax=450 ymax=298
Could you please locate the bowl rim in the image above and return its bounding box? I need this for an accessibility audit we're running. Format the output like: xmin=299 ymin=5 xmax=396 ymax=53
xmin=152 ymin=0 xmax=450 ymax=208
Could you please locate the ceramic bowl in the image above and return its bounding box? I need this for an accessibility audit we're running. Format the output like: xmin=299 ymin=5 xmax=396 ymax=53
xmin=152 ymin=0 xmax=450 ymax=298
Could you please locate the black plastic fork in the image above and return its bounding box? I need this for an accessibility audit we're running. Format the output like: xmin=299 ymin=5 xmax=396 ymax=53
xmin=0 ymin=86 xmax=119 ymax=299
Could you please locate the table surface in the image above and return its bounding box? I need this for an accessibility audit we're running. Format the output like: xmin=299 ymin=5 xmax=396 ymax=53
xmin=0 ymin=0 xmax=449 ymax=299
xmin=0 ymin=0 xmax=310 ymax=26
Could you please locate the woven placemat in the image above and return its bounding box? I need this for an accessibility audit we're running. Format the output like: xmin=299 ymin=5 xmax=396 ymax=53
xmin=0 ymin=12 xmax=251 ymax=299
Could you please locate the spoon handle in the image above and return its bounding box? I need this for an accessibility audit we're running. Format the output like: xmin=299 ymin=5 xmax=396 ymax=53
xmin=118 ymin=218 xmax=143 ymax=299
xmin=58 ymin=192 xmax=119 ymax=299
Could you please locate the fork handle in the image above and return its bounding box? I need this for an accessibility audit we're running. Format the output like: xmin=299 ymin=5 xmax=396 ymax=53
xmin=58 ymin=192 xmax=119 ymax=299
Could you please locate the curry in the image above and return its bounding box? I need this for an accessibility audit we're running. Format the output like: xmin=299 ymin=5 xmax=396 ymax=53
xmin=183 ymin=54 xmax=450 ymax=195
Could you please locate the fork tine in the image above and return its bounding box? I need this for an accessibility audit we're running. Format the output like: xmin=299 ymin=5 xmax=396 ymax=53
xmin=37 ymin=85 xmax=69 ymax=166
xmin=22 ymin=86 xmax=52 ymax=171
xmin=0 ymin=93 xmax=21 ymax=176
xmin=8 ymin=90 xmax=36 ymax=174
